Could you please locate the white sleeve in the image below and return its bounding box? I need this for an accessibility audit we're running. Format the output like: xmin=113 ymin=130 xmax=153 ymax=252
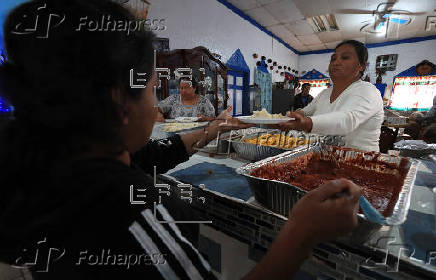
xmin=310 ymin=84 xmax=383 ymax=135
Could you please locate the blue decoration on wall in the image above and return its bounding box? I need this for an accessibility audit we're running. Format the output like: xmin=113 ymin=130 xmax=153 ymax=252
xmin=300 ymin=69 xmax=328 ymax=80
xmin=394 ymin=65 xmax=436 ymax=81
xmin=257 ymin=60 xmax=269 ymax=74
xmin=226 ymin=49 xmax=249 ymax=73
xmin=254 ymin=68 xmax=272 ymax=113
xmin=227 ymin=49 xmax=250 ymax=115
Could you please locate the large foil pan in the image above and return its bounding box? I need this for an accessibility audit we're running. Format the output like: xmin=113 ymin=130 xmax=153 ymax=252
xmin=394 ymin=140 xmax=436 ymax=159
xmin=230 ymin=130 xmax=315 ymax=161
xmin=236 ymin=144 xmax=419 ymax=227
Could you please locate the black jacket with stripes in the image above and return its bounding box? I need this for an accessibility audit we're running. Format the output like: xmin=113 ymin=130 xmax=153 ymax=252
xmin=0 ymin=135 xmax=217 ymax=279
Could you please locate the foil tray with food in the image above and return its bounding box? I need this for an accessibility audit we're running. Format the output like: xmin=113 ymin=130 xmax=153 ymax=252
xmin=231 ymin=131 xmax=314 ymax=161
xmin=394 ymin=139 xmax=436 ymax=159
xmin=236 ymin=144 xmax=419 ymax=227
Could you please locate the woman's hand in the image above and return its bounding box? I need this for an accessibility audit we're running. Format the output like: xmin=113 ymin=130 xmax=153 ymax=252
xmin=214 ymin=106 xmax=256 ymax=131
xmin=287 ymin=178 xmax=361 ymax=245
xmin=181 ymin=106 xmax=254 ymax=154
xmin=197 ymin=114 xmax=215 ymax=122
xmin=206 ymin=106 xmax=255 ymax=134
xmin=287 ymin=109 xmax=305 ymax=118
xmin=277 ymin=111 xmax=313 ymax=132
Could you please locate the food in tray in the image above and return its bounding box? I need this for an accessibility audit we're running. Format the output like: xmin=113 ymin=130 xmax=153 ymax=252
xmin=236 ymin=109 xmax=292 ymax=124
xmin=243 ymin=134 xmax=309 ymax=149
xmin=162 ymin=122 xmax=205 ymax=132
xmin=250 ymin=151 xmax=409 ymax=217
xmin=175 ymin=117 xmax=199 ymax=122
xmin=251 ymin=108 xmax=287 ymax=119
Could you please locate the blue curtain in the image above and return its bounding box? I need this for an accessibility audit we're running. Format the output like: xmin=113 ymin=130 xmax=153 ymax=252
xmin=254 ymin=68 xmax=272 ymax=113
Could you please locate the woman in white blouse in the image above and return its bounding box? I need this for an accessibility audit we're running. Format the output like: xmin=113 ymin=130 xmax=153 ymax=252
xmin=282 ymin=40 xmax=384 ymax=152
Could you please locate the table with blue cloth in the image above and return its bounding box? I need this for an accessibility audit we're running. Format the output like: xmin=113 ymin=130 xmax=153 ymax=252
xmin=152 ymin=127 xmax=436 ymax=279
xmin=165 ymin=150 xmax=436 ymax=278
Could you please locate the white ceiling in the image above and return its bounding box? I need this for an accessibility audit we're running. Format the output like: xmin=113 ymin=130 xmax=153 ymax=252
xmin=227 ymin=0 xmax=436 ymax=53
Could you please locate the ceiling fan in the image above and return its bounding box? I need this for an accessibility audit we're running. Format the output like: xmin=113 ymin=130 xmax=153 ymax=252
xmin=335 ymin=1 xmax=426 ymax=36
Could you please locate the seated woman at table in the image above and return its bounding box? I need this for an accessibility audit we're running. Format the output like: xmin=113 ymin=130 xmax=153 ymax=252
xmin=412 ymin=95 xmax=436 ymax=126
xmin=283 ymin=40 xmax=384 ymax=152
xmin=0 ymin=1 xmax=361 ymax=279
xmin=156 ymin=76 xmax=216 ymax=121
xmin=423 ymin=124 xmax=436 ymax=143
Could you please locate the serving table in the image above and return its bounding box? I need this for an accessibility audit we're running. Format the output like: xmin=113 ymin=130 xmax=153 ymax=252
xmin=152 ymin=126 xmax=436 ymax=280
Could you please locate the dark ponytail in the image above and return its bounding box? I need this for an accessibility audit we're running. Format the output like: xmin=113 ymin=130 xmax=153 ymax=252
xmin=0 ymin=0 xmax=155 ymax=182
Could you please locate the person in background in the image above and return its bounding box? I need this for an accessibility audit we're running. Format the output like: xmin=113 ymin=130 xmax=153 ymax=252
xmin=415 ymin=60 xmax=435 ymax=76
xmin=293 ymin=83 xmax=313 ymax=110
xmin=411 ymin=95 xmax=436 ymax=126
xmin=156 ymin=76 xmax=215 ymax=121
xmin=281 ymin=40 xmax=384 ymax=152
xmin=422 ymin=124 xmax=436 ymax=144
xmin=407 ymin=95 xmax=436 ymax=139
xmin=283 ymin=79 xmax=291 ymax=90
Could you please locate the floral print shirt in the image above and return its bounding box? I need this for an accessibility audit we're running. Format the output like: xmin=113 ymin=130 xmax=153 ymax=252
xmin=158 ymin=94 xmax=215 ymax=118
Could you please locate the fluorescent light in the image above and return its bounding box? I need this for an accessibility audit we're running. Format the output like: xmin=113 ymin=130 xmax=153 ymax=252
xmin=306 ymin=14 xmax=339 ymax=33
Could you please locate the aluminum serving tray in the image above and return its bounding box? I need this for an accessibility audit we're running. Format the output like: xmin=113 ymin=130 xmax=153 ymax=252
xmin=236 ymin=144 xmax=419 ymax=227
xmin=193 ymin=131 xmax=242 ymax=154
xmin=231 ymin=130 xmax=313 ymax=161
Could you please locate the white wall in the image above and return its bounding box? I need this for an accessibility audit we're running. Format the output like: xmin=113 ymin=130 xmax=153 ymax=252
xmin=145 ymin=0 xmax=299 ymax=83
xmin=298 ymin=39 xmax=436 ymax=98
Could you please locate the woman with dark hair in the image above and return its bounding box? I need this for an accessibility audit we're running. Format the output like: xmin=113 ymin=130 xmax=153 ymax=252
xmin=415 ymin=60 xmax=435 ymax=76
xmin=156 ymin=76 xmax=215 ymax=121
xmin=282 ymin=40 xmax=384 ymax=152
xmin=0 ymin=1 xmax=361 ymax=279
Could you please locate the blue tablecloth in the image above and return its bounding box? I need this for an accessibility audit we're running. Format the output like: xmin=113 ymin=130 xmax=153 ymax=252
xmin=401 ymin=160 xmax=436 ymax=265
xmin=169 ymin=162 xmax=253 ymax=201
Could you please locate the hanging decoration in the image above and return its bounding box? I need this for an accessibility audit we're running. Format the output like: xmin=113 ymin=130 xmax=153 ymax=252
xmin=257 ymin=60 xmax=269 ymax=73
